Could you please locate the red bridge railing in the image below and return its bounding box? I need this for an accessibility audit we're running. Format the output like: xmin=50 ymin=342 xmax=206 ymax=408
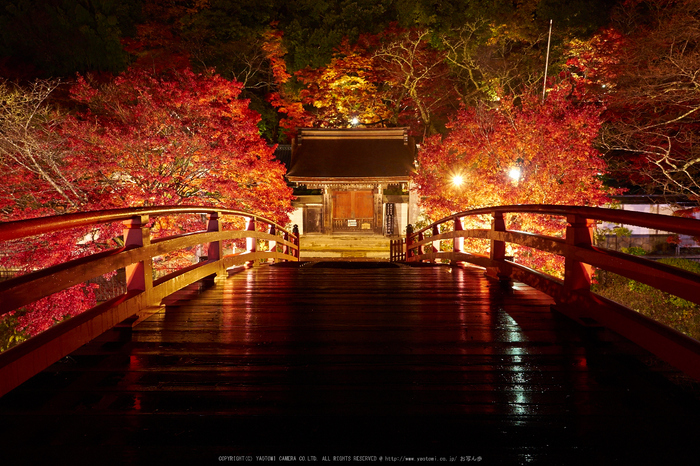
xmin=0 ymin=206 xmax=299 ymax=396
xmin=391 ymin=204 xmax=700 ymax=380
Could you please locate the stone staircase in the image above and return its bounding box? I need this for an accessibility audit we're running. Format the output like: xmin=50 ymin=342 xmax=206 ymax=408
xmin=299 ymin=234 xmax=391 ymax=259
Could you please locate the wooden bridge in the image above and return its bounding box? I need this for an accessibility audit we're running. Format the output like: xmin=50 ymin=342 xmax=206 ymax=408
xmin=1 ymin=206 xmax=700 ymax=464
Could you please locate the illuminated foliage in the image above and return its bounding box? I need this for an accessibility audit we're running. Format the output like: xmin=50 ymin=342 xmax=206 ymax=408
xmin=262 ymin=25 xmax=314 ymax=138
xmin=414 ymin=84 xmax=619 ymax=271
xmin=0 ymin=79 xmax=88 ymax=214
xmin=266 ymin=25 xmax=458 ymax=136
xmin=562 ymin=28 xmax=623 ymax=103
xmin=295 ymin=39 xmax=393 ymax=128
xmin=65 ymin=66 xmax=293 ymax=225
xmin=0 ymin=67 xmax=293 ymax=345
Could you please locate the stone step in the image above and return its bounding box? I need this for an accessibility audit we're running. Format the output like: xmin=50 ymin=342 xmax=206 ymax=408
xmin=299 ymin=234 xmax=392 ymax=259
xmin=301 ymin=235 xmax=389 ymax=247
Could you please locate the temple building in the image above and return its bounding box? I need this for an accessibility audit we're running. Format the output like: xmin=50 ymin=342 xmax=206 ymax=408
xmin=286 ymin=128 xmax=419 ymax=236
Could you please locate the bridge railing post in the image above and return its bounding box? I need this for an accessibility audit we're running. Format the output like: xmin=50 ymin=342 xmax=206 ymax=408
xmin=432 ymin=224 xmax=440 ymax=261
xmin=123 ymin=215 xmax=153 ymax=293
xmin=206 ymin=212 xmax=221 ymax=261
xmin=205 ymin=212 xmax=224 ymax=280
xmin=282 ymin=230 xmax=290 ymax=261
xmin=245 ymin=217 xmax=257 ymax=267
xmin=417 ymin=231 xmax=425 ymax=261
xmin=268 ymin=224 xmax=277 ymax=264
xmin=453 ymin=216 xmax=464 ymax=263
xmin=292 ymin=224 xmax=300 ymax=259
xmin=486 ymin=211 xmax=510 ymax=281
xmin=564 ymin=214 xmax=595 ymax=292
xmin=406 ymin=224 xmax=414 ymax=261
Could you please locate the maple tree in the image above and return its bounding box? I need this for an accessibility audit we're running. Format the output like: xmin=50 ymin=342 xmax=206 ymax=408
xmin=0 ymin=79 xmax=89 ymax=214
xmin=295 ymin=39 xmax=394 ymax=128
xmin=65 ymin=66 xmax=293 ymax=224
xmin=414 ymin=84 xmax=619 ymax=273
xmin=265 ymin=25 xmax=459 ymax=137
xmin=1 ymin=66 xmax=294 ymax=347
xmin=0 ymin=78 xmax=119 ymax=345
xmin=262 ymin=25 xmax=314 ymax=138
xmin=561 ymin=28 xmax=623 ymax=104
xmin=62 ymin=65 xmax=294 ymax=274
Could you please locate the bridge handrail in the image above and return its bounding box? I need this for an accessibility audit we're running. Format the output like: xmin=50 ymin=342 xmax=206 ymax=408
xmin=0 ymin=206 xmax=300 ymax=397
xmin=391 ymin=204 xmax=700 ymax=381
xmin=409 ymin=204 xmax=700 ymax=238
xmin=0 ymin=205 xmax=294 ymax=242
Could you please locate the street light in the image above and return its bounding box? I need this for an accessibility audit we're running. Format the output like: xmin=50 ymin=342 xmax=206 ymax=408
xmin=508 ymin=167 xmax=521 ymax=181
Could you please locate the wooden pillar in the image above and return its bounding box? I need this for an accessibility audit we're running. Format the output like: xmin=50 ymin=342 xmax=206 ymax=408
xmin=206 ymin=212 xmax=221 ymax=262
xmin=205 ymin=212 xmax=224 ymax=280
xmin=490 ymin=212 xmax=506 ymax=261
xmin=246 ymin=217 xmax=257 ymax=253
xmin=322 ymin=187 xmax=332 ymax=234
xmin=246 ymin=217 xmax=256 ymax=267
xmin=406 ymin=224 xmax=414 ymax=260
xmin=407 ymin=181 xmax=420 ymax=226
xmin=293 ymin=224 xmax=300 ymax=259
xmin=268 ymin=224 xmax=277 ymax=264
xmin=282 ymin=230 xmax=290 ymax=260
xmin=432 ymin=224 xmax=440 ymax=257
xmin=377 ymin=184 xmax=382 ymax=234
xmin=565 ymin=214 xmax=595 ymax=291
xmin=123 ymin=215 xmax=153 ymax=293
xmin=453 ymin=216 xmax=464 ymax=259
xmin=486 ymin=212 xmax=510 ymax=281
xmin=418 ymin=231 xmax=425 ymax=260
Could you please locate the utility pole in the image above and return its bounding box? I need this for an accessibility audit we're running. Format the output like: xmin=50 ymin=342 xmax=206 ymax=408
xmin=542 ymin=19 xmax=553 ymax=103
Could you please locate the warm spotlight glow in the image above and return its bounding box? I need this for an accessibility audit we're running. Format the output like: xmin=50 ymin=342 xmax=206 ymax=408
xmin=508 ymin=167 xmax=521 ymax=181
xmin=350 ymin=117 xmax=360 ymax=126
xmin=452 ymin=174 xmax=464 ymax=187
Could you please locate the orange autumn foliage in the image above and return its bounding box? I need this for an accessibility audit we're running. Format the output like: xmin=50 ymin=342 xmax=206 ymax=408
xmin=414 ymin=85 xmax=621 ymax=273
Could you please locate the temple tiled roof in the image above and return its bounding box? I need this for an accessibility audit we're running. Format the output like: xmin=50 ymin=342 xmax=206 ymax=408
xmin=287 ymin=128 xmax=416 ymax=182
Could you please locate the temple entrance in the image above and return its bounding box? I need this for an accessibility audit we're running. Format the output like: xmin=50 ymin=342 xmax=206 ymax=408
xmin=286 ymin=128 xmax=418 ymax=236
xmin=332 ymin=190 xmax=374 ymax=232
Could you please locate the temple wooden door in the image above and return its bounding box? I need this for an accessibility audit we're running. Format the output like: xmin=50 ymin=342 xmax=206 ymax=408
xmin=332 ymin=191 xmax=374 ymax=232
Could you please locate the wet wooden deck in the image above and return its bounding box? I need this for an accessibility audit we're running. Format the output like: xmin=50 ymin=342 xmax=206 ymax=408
xmin=2 ymin=262 xmax=700 ymax=464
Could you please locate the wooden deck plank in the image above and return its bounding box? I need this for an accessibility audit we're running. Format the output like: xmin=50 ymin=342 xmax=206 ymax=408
xmin=1 ymin=262 xmax=700 ymax=464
